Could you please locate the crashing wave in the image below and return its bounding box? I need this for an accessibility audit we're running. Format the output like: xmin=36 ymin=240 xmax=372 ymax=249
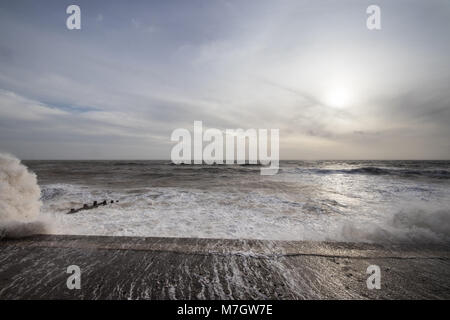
xmin=0 ymin=153 xmax=52 ymax=239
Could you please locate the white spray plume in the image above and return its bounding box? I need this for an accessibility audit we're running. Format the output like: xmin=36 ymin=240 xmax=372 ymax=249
xmin=0 ymin=152 xmax=51 ymax=238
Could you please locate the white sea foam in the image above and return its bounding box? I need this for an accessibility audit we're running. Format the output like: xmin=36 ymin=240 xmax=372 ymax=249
xmin=7 ymin=159 xmax=450 ymax=244
xmin=43 ymin=183 xmax=450 ymax=244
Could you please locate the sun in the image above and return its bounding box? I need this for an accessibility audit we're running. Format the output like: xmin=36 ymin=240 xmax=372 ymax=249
xmin=324 ymin=86 xmax=353 ymax=108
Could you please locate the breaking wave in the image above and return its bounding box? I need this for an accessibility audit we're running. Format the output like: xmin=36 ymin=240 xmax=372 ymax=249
xmin=338 ymin=206 xmax=450 ymax=244
xmin=0 ymin=153 xmax=52 ymax=239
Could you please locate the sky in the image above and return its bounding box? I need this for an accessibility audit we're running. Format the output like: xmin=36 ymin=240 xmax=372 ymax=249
xmin=0 ymin=0 xmax=449 ymax=160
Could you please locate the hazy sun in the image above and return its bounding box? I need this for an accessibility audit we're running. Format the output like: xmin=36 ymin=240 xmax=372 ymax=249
xmin=324 ymin=86 xmax=353 ymax=108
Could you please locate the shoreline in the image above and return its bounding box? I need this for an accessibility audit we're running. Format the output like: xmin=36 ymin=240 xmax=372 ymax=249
xmin=1 ymin=235 xmax=449 ymax=299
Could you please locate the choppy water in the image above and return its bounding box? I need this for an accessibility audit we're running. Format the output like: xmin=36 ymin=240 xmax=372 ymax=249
xmin=24 ymin=160 xmax=450 ymax=243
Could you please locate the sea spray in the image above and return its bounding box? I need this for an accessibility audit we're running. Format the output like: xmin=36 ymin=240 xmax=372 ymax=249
xmin=337 ymin=205 xmax=450 ymax=244
xmin=0 ymin=153 xmax=50 ymax=238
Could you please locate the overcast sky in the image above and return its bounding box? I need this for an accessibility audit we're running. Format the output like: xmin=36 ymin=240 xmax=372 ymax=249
xmin=0 ymin=0 xmax=449 ymax=160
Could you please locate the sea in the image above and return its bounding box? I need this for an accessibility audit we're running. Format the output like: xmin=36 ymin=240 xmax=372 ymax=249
xmin=24 ymin=160 xmax=450 ymax=244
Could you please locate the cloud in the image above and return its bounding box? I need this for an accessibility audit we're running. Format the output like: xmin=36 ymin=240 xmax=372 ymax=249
xmin=0 ymin=90 xmax=67 ymax=121
xmin=0 ymin=0 xmax=449 ymax=159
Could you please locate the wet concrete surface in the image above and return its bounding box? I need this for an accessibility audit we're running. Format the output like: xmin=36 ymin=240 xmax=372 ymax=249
xmin=0 ymin=235 xmax=449 ymax=299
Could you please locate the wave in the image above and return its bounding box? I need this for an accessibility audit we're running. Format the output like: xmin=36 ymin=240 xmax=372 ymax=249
xmin=40 ymin=180 xmax=450 ymax=244
xmin=0 ymin=220 xmax=50 ymax=239
xmin=41 ymin=186 xmax=67 ymax=201
xmin=297 ymin=166 xmax=450 ymax=179
xmin=338 ymin=206 xmax=450 ymax=244
xmin=0 ymin=153 xmax=52 ymax=239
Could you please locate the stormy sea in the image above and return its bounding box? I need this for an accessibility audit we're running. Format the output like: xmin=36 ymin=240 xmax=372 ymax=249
xmin=22 ymin=160 xmax=450 ymax=244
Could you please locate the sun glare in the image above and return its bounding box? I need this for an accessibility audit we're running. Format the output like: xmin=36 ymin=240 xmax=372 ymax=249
xmin=324 ymin=86 xmax=353 ymax=108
